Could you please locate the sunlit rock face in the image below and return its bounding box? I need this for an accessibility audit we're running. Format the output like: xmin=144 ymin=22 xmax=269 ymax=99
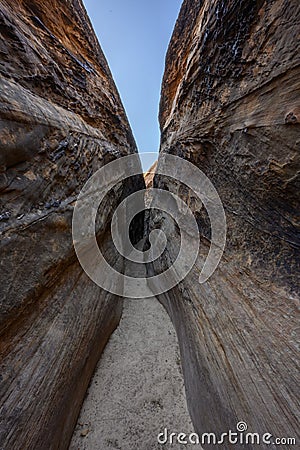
xmin=150 ymin=0 xmax=300 ymax=447
xmin=0 ymin=0 xmax=143 ymax=448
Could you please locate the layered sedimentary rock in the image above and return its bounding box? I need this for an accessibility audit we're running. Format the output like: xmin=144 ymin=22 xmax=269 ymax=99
xmin=0 ymin=1 xmax=143 ymax=448
xmin=144 ymin=161 xmax=157 ymax=189
xmin=150 ymin=0 xmax=300 ymax=447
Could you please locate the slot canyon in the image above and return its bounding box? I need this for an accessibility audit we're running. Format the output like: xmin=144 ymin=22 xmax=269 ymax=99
xmin=0 ymin=0 xmax=299 ymax=449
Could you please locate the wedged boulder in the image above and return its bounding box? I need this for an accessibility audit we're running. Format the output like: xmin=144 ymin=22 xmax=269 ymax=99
xmin=0 ymin=0 xmax=143 ymax=448
xmin=150 ymin=0 xmax=300 ymax=447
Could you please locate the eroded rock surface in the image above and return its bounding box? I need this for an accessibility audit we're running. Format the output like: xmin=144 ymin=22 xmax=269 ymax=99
xmin=150 ymin=0 xmax=300 ymax=447
xmin=0 ymin=1 xmax=143 ymax=448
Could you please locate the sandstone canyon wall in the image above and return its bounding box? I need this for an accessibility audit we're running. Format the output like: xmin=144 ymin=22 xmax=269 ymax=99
xmin=150 ymin=0 xmax=299 ymax=447
xmin=0 ymin=1 xmax=143 ymax=448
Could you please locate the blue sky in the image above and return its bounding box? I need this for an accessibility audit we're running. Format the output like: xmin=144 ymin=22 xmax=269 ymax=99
xmin=83 ymin=0 xmax=182 ymax=167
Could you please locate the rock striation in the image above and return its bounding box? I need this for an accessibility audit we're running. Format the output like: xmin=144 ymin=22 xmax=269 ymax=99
xmin=1 ymin=0 xmax=299 ymax=448
xmin=150 ymin=0 xmax=300 ymax=447
xmin=0 ymin=0 xmax=143 ymax=448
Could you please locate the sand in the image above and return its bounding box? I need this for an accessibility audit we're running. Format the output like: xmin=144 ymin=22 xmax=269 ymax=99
xmin=70 ymin=256 xmax=197 ymax=449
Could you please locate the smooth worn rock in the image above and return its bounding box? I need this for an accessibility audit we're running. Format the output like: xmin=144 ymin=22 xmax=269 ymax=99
xmin=0 ymin=0 xmax=143 ymax=449
xmin=150 ymin=0 xmax=300 ymax=448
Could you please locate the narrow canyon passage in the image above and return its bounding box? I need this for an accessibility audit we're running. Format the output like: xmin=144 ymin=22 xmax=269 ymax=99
xmin=1 ymin=1 xmax=298 ymax=449
xmin=70 ymin=250 xmax=196 ymax=450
